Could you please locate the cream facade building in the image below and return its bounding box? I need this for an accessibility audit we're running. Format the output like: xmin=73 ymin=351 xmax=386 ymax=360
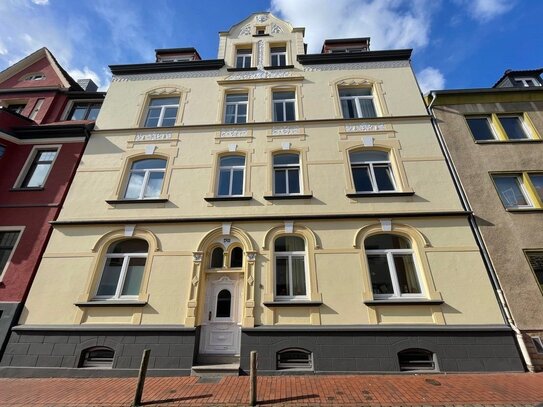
xmin=1 ymin=13 xmax=523 ymax=375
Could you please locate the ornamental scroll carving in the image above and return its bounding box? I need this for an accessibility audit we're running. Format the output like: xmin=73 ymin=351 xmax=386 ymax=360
xmin=345 ymin=123 xmax=386 ymax=132
xmin=271 ymin=23 xmax=283 ymax=33
xmin=220 ymin=128 xmax=249 ymax=138
xmin=271 ymin=126 xmax=301 ymax=136
xmin=147 ymin=86 xmax=186 ymax=96
xmin=240 ymin=24 xmax=251 ymax=36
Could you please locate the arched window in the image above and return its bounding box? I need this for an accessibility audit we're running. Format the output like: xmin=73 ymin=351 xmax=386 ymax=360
xmin=96 ymin=239 xmax=148 ymax=299
xmin=124 ymin=158 xmax=166 ymax=199
xmin=349 ymin=150 xmax=395 ymax=193
xmin=230 ymin=247 xmax=243 ymax=268
xmin=274 ymin=236 xmax=307 ymax=299
xmin=339 ymin=87 xmax=376 ymax=118
xmin=80 ymin=346 xmax=114 ymax=368
xmin=273 ymin=153 xmax=300 ymax=195
xmin=277 ymin=348 xmax=313 ymax=370
xmin=364 ymin=234 xmax=422 ymax=298
xmin=398 ymin=348 xmax=436 ymax=371
xmin=215 ymin=289 xmax=232 ymax=318
xmin=210 ymin=247 xmax=224 ymax=268
xmin=218 ymin=155 xmax=245 ymax=197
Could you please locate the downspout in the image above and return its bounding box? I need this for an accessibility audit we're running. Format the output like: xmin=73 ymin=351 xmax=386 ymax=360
xmin=427 ymin=91 xmax=535 ymax=372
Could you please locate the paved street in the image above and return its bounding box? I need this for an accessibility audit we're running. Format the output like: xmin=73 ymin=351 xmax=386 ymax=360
xmin=0 ymin=373 xmax=542 ymax=406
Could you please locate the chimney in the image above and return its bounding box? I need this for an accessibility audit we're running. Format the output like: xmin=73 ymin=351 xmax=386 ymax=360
xmin=77 ymin=79 xmax=98 ymax=92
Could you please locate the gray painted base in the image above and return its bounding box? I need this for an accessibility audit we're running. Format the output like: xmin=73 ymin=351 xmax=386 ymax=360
xmin=0 ymin=328 xmax=196 ymax=377
xmin=240 ymin=328 xmax=525 ymax=374
xmin=0 ymin=303 xmax=22 ymax=357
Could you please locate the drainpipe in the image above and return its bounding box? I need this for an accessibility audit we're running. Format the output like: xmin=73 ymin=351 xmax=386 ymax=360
xmin=427 ymin=91 xmax=535 ymax=372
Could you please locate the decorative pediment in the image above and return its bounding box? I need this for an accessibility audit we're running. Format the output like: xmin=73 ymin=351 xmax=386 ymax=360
xmin=147 ymin=86 xmax=187 ymax=96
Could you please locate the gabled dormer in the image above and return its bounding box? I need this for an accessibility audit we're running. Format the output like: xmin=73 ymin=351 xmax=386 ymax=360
xmin=493 ymin=68 xmax=543 ymax=88
xmin=217 ymin=12 xmax=305 ymax=70
xmin=155 ymin=48 xmax=202 ymax=63
xmin=321 ymin=38 xmax=370 ymax=54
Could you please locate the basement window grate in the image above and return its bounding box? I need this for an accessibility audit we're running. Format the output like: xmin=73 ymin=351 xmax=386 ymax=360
xmin=398 ymin=348 xmax=436 ymax=372
xmin=277 ymin=348 xmax=313 ymax=370
xmin=80 ymin=346 xmax=114 ymax=368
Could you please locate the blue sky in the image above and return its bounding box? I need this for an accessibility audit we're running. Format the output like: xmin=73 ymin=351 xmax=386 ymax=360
xmin=0 ymin=0 xmax=539 ymax=93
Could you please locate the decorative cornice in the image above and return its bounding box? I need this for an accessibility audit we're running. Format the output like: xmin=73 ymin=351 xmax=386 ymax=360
xmin=109 ymin=59 xmax=225 ymax=76
xmin=303 ymin=60 xmax=410 ymax=72
xmin=298 ymin=49 xmax=412 ymax=65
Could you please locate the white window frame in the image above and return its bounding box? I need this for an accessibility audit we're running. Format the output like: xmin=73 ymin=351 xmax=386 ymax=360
xmin=350 ymin=151 xmax=396 ymax=193
xmin=235 ymin=49 xmax=252 ymax=69
xmin=497 ymin=114 xmax=533 ymax=140
xmin=270 ymin=47 xmax=287 ymax=67
xmin=492 ymin=174 xmax=534 ymax=209
xmin=14 ymin=146 xmax=60 ymax=189
xmin=515 ymin=77 xmax=541 ymax=87
xmin=272 ymin=91 xmax=296 ymax=122
xmin=224 ymin=94 xmax=248 ymax=124
xmin=274 ymin=239 xmax=309 ymax=300
xmin=217 ymin=155 xmax=245 ymax=197
xmin=144 ymin=98 xmax=179 ymax=128
xmin=61 ymin=99 xmax=103 ymax=121
xmin=339 ymin=88 xmax=377 ymax=119
xmin=95 ymin=251 xmax=148 ymax=300
xmin=465 ymin=116 xmax=499 ymax=141
xmin=124 ymin=159 xmax=166 ymax=200
xmin=0 ymin=227 xmax=24 ymax=282
xmin=29 ymin=98 xmax=44 ymax=120
xmin=273 ymin=154 xmax=301 ymax=196
xmin=366 ymin=244 xmax=424 ymax=299
xmin=23 ymin=73 xmax=45 ymax=81
xmin=532 ymin=337 xmax=543 ymax=354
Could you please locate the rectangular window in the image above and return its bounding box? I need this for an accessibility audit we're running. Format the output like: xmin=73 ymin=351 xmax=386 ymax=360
xmin=224 ymin=94 xmax=248 ymax=124
xmin=0 ymin=231 xmax=21 ymax=277
xmin=498 ymin=116 xmax=531 ymax=140
xmin=20 ymin=149 xmax=57 ymax=188
xmin=339 ymin=88 xmax=377 ymax=119
xmin=492 ymin=175 xmax=532 ymax=209
xmin=272 ymin=91 xmax=296 ymax=121
xmin=515 ymin=78 xmax=541 ymax=87
xmin=6 ymin=104 xmax=26 ymax=115
xmin=532 ymin=337 xmax=543 ymax=354
xmin=466 ymin=117 xmax=497 ymax=141
xmin=236 ymin=48 xmax=252 ymax=69
xmin=529 ymin=174 xmax=543 ymax=202
xmin=526 ymin=251 xmax=543 ymax=292
xmin=68 ymin=102 xmax=102 ymax=121
xmin=29 ymin=98 xmax=44 ymax=120
xmin=273 ymin=153 xmax=301 ymax=195
xmin=270 ymin=47 xmax=287 ymax=67
xmin=144 ymin=97 xmax=179 ymax=127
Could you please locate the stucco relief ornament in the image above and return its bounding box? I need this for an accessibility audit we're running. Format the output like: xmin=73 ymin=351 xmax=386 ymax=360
xmin=220 ymin=128 xmax=248 ymax=138
xmin=271 ymin=23 xmax=283 ymax=33
xmin=255 ymin=14 xmax=268 ymax=23
xmin=239 ymin=24 xmax=252 ymax=36
xmin=272 ymin=126 xmax=300 ymax=135
xmin=192 ymin=252 xmax=203 ymax=262
xmin=246 ymin=252 xmax=257 ymax=261
xmin=257 ymin=40 xmax=264 ymax=69
xmin=345 ymin=123 xmax=386 ymax=132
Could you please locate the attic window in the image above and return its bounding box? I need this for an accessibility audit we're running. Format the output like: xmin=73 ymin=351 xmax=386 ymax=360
xmin=514 ymin=77 xmax=541 ymax=87
xmin=23 ymin=73 xmax=45 ymax=81
xmin=256 ymin=27 xmax=266 ymax=35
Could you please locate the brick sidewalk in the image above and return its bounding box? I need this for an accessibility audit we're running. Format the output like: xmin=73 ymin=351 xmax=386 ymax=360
xmin=0 ymin=373 xmax=542 ymax=406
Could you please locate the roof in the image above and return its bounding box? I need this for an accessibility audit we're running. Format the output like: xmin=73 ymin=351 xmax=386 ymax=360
xmin=298 ymin=49 xmax=411 ymax=65
xmin=0 ymin=47 xmax=83 ymax=91
xmin=492 ymin=68 xmax=543 ymax=88
xmin=109 ymin=59 xmax=224 ymax=75
xmin=155 ymin=47 xmax=198 ymax=54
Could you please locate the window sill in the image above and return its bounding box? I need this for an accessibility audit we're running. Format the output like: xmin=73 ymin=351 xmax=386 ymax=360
xmin=347 ymin=191 xmax=415 ymax=198
xmin=227 ymin=67 xmax=258 ymax=72
xmin=263 ymin=194 xmax=313 ymax=200
xmin=75 ymin=300 xmax=147 ymax=307
xmin=204 ymin=195 xmax=253 ymax=202
xmin=364 ymin=299 xmax=444 ymax=306
xmin=106 ymin=198 xmax=168 ymax=204
xmin=10 ymin=187 xmax=44 ymax=192
xmin=264 ymin=65 xmax=295 ymax=70
xmin=505 ymin=208 xmax=543 ymax=213
xmin=474 ymin=139 xmax=541 ymax=144
xmin=264 ymin=301 xmax=323 ymax=307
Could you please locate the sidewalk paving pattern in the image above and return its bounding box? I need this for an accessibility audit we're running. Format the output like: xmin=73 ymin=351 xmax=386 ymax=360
xmin=0 ymin=373 xmax=542 ymax=406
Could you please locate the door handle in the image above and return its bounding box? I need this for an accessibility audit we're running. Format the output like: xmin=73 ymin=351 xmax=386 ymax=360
xmin=208 ymin=311 xmax=212 ymax=321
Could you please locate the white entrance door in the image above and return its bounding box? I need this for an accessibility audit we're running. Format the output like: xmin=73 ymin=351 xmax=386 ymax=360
xmin=200 ymin=275 xmax=241 ymax=355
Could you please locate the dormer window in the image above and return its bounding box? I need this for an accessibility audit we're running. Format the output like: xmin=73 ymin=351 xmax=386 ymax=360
xmin=514 ymin=77 xmax=541 ymax=87
xmin=23 ymin=73 xmax=45 ymax=81
xmin=256 ymin=27 xmax=266 ymax=35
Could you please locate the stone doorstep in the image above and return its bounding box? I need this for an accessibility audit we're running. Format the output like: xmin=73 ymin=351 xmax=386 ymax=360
xmin=190 ymin=363 xmax=240 ymax=377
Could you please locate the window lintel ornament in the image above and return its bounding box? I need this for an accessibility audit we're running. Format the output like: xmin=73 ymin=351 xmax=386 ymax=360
xmin=193 ymin=251 xmax=204 ymax=263
xmin=337 ymin=79 xmax=374 ymax=87
xmin=263 ymin=225 xmax=320 ymax=250
xmin=91 ymin=228 xmax=161 ymax=253
xmin=147 ymin=86 xmax=188 ymax=97
xmin=353 ymin=223 xmax=431 ymax=249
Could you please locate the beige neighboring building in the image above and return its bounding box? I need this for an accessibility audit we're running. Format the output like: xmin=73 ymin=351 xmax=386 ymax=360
xmin=1 ymin=13 xmax=523 ymax=376
xmin=428 ymin=68 xmax=543 ymax=372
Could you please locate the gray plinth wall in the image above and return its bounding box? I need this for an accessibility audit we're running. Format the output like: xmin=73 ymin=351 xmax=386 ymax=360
xmin=0 ymin=303 xmax=22 ymax=357
xmin=0 ymin=325 xmax=197 ymax=377
xmin=239 ymin=325 xmax=525 ymax=374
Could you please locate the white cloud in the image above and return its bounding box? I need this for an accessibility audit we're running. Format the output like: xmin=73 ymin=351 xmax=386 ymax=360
xmin=271 ymin=0 xmax=436 ymax=52
xmin=458 ymin=0 xmax=514 ymax=22
xmin=417 ymin=67 xmax=445 ymax=94
xmin=31 ymin=0 xmax=50 ymax=5
xmin=67 ymin=67 xmax=110 ymax=91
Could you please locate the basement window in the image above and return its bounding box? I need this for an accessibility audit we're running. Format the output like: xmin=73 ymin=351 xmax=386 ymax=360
xmin=277 ymin=348 xmax=313 ymax=370
xmin=80 ymin=346 xmax=114 ymax=368
xmin=398 ymin=348 xmax=436 ymax=371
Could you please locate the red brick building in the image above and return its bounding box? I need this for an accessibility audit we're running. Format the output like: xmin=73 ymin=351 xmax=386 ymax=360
xmin=0 ymin=48 xmax=104 ymax=355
